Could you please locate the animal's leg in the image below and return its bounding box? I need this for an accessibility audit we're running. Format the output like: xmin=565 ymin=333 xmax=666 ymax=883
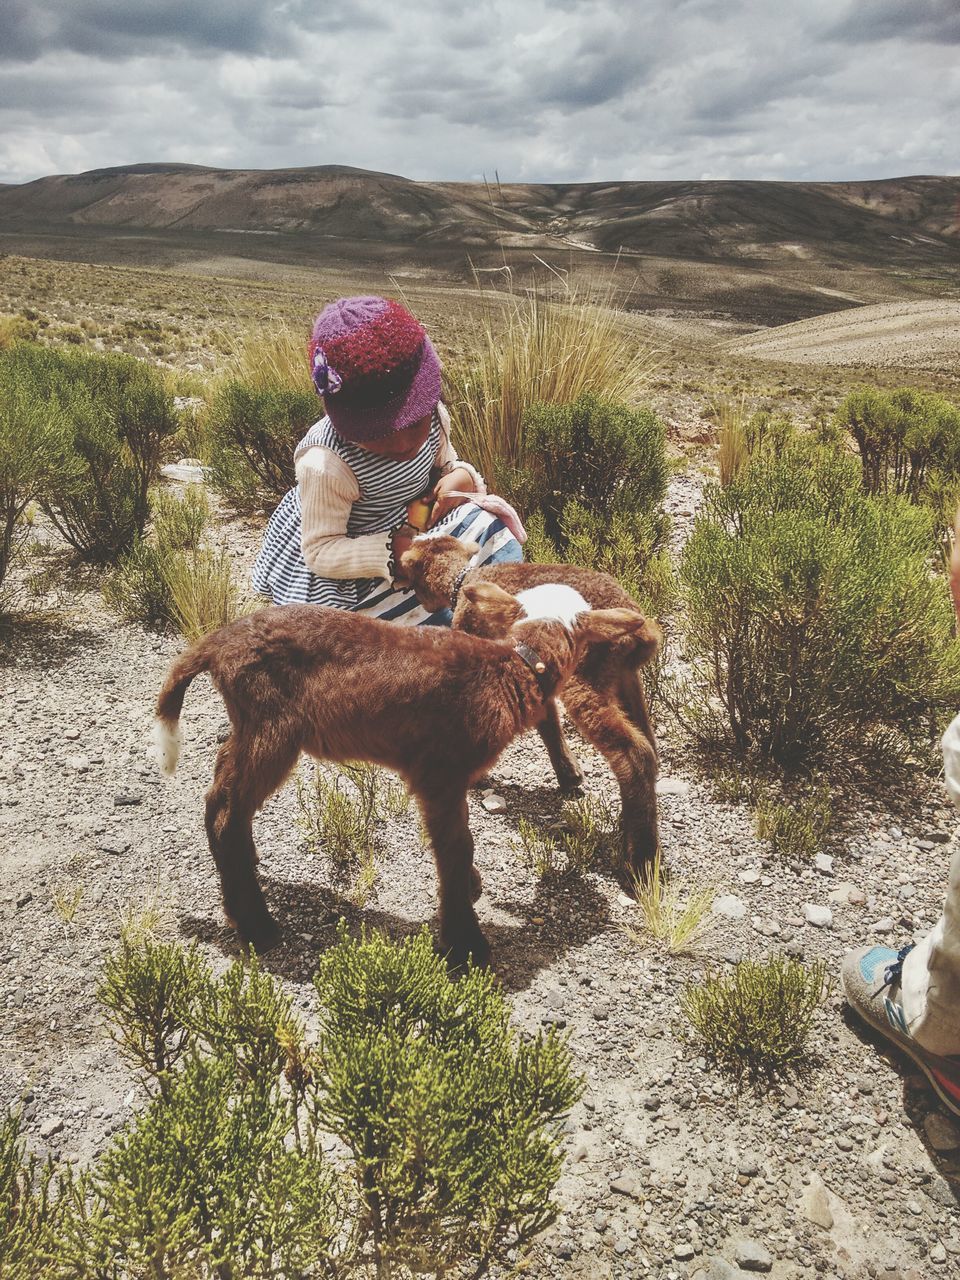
xmin=537 ymin=699 xmax=585 ymax=795
xmin=416 ymin=786 xmax=490 ymax=968
xmin=618 ymin=668 xmax=659 ymax=764
xmin=563 ymin=678 xmax=659 ymax=878
xmin=204 ymin=733 xmax=299 ymax=951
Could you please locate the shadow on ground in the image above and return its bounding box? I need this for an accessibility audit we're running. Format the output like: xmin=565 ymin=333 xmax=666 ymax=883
xmin=179 ymin=867 xmax=611 ymax=994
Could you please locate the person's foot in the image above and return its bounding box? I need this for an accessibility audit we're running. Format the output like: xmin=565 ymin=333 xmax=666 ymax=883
xmin=842 ymin=944 xmax=960 ymax=1119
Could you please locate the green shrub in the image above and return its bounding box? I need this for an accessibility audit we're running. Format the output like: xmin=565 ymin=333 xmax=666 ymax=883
xmin=681 ymin=438 xmax=960 ymax=766
xmin=312 ymin=925 xmax=581 ymax=1277
xmin=102 ymin=536 xmax=174 ymax=627
xmin=0 ymin=1108 xmax=69 ymax=1280
xmin=206 ymin=379 xmax=315 ymax=513
xmin=0 ymin=349 xmax=71 ymax=610
xmin=152 ymin=483 xmax=209 ymax=550
xmin=836 ymin=386 xmax=960 ymax=504
xmin=6 ymin=343 xmax=177 ymax=561
xmin=681 ymin=955 xmax=828 ymax=1083
xmin=516 ymin=392 xmax=671 ymax=616
xmin=754 ymin=784 xmax=832 ymax=861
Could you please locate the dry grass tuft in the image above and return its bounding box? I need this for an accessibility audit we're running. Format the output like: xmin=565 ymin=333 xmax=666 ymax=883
xmin=626 ymin=851 xmax=714 ymax=954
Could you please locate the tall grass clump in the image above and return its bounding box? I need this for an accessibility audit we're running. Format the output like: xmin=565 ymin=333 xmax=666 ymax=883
xmin=445 ymin=279 xmax=655 ymax=492
xmin=681 ymin=956 xmax=828 ymax=1084
xmin=681 ymin=437 xmax=960 ymax=767
xmin=627 ymin=852 xmax=714 ymax=954
xmin=6 ymin=343 xmax=177 ymax=562
xmin=8 ymin=929 xmax=579 ymax=1278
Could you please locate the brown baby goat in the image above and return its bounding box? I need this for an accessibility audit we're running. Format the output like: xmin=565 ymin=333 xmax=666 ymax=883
xmin=400 ymin=536 xmax=662 ymax=874
xmin=152 ymin=587 xmax=650 ymax=966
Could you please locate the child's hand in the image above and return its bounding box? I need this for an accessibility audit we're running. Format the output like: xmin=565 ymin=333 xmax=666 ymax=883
xmin=428 ymin=466 xmax=481 ymax=527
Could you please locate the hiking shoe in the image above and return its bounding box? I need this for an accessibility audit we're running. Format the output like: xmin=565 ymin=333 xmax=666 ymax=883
xmin=842 ymin=944 xmax=960 ymax=1119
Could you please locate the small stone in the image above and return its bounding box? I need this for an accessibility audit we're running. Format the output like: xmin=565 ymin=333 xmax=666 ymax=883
xmin=782 ymin=1085 xmax=799 ymax=1108
xmin=872 ymin=916 xmax=894 ymax=935
xmin=738 ymin=868 xmax=760 ymax=884
xmin=97 ymin=836 xmax=130 ymax=855
xmin=66 ymin=755 xmax=90 ymax=773
xmin=801 ymin=1173 xmax=834 ymax=1230
xmin=804 ymin=903 xmax=833 ymax=928
xmin=814 ymin=852 xmax=834 ymax=873
xmin=113 ymin=793 xmax=142 ymax=807
xmin=733 ymin=1239 xmax=773 ymax=1272
xmin=481 ymin=794 xmax=507 ymax=814
xmin=656 ymin=777 xmax=690 ymax=796
xmin=610 ymin=1173 xmax=641 ymax=1199
xmin=675 ymin=1242 xmax=696 ymax=1260
xmin=923 ymin=1111 xmax=960 ymax=1152
xmin=713 ymin=894 xmax=747 ymax=920
xmin=828 ymin=881 xmax=860 ymax=904
xmin=39 ymin=1116 xmax=64 ymax=1139
xmin=738 ymin=1156 xmax=760 ymax=1177
xmin=64 ymin=728 xmax=80 ymax=741
xmin=930 ymin=1243 xmax=947 ymax=1265
xmin=704 ymin=1260 xmax=739 ymax=1280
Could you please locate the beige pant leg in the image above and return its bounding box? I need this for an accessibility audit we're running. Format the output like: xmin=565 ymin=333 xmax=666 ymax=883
xmin=901 ymin=843 xmax=960 ymax=1057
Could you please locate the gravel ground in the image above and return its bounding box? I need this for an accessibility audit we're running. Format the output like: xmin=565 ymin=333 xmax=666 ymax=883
xmin=2 ymin=463 xmax=960 ymax=1280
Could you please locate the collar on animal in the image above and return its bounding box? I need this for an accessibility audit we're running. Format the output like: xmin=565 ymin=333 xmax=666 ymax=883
xmin=513 ymin=641 xmax=551 ymax=696
xmin=448 ymin=565 xmax=470 ymax=612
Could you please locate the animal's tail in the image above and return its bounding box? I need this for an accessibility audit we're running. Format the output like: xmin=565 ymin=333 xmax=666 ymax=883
xmin=150 ymin=637 xmax=217 ymax=776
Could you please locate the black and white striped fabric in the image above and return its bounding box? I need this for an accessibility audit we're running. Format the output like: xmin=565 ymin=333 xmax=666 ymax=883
xmin=251 ymin=411 xmax=523 ymax=620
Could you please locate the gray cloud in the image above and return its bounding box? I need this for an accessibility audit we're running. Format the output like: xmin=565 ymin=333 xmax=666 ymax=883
xmin=0 ymin=0 xmax=957 ymax=186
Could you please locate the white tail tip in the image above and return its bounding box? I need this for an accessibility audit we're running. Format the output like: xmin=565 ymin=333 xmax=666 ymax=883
xmin=150 ymin=718 xmax=182 ymax=776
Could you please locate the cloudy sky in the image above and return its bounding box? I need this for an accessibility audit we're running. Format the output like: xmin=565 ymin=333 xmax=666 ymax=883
xmin=1 ymin=0 xmax=957 ymax=186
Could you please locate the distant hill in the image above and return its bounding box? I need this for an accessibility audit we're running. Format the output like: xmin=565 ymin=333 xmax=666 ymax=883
xmin=1 ymin=164 xmax=957 ymax=268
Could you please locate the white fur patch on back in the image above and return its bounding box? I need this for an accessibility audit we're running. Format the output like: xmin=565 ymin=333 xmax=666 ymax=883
xmin=150 ymin=718 xmax=182 ymax=777
xmin=516 ymin=583 xmax=589 ymax=630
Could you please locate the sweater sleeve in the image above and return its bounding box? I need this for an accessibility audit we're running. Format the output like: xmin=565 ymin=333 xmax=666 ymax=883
xmin=297 ymin=446 xmax=393 ymax=581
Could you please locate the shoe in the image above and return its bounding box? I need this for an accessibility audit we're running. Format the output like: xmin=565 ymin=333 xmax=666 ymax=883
xmin=841 ymin=944 xmax=960 ymax=1119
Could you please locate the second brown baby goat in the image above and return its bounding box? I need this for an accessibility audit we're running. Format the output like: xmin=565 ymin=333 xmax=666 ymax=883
xmin=152 ymin=584 xmax=651 ymax=966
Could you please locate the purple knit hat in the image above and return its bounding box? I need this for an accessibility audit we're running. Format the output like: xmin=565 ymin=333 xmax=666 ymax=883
xmin=308 ymin=295 xmax=442 ymax=443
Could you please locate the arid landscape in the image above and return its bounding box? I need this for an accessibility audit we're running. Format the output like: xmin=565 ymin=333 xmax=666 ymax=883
xmin=3 ymin=165 xmax=960 ymax=1279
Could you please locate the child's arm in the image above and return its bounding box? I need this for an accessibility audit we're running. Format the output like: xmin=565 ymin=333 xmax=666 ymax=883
xmin=428 ymin=403 xmax=487 ymax=526
xmin=298 ymin=447 xmax=393 ymax=581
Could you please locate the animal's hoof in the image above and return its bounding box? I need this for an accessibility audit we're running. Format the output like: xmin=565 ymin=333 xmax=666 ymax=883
xmin=243 ymin=917 xmax=283 ymax=954
xmin=469 ymin=866 xmax=483 ymax=903
xmin=441 ymin=931 xmax=491 ymax=972
xmin=558 ymin=775 xmax=585 ymax=798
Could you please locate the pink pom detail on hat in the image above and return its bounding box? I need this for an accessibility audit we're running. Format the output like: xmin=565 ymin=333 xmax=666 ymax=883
xmin=308 ymin=296 xmax=442 ymax=443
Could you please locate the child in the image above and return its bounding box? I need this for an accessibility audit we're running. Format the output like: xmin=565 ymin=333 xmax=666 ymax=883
xmin=252 ymin=295 xmax=523 ymax=623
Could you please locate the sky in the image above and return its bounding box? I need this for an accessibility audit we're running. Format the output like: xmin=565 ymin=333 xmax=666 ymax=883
xmin=0 ymin=0 xmax=957 ymax=186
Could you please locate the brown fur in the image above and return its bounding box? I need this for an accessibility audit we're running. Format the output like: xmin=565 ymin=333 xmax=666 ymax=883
xmin=153 ymin=588 xmax=651 ymax=966
xmin=401 ymin=536 xmax=662 ymax=873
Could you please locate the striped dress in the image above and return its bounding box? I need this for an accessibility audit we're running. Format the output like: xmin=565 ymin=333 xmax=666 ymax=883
xmin=251 ymin=411 xmax=522 ymax=623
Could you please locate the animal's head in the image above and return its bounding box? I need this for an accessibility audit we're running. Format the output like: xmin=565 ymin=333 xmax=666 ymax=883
xmin=399 ymin=535 xmax=478 ymax=613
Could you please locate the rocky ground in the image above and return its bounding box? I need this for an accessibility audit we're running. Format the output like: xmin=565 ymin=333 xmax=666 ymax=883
xmin=2 ymin=461 xmax=960 ymax=1280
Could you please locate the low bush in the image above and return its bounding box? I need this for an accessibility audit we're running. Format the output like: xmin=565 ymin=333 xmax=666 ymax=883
xmin=205 ymin=379 xmax=315 ymax=513
xmin=754 ymin=784 xmax=832 ymax=862
xmin=5 ymin=342 xmax=177 ymax=562
xmin=681 ymin=955 xmax=828 ymax=1083
xmin=152 ymin=483 xmax=209 ymax=551
xmin=681 ymin=438 xmax=960 ymax=766
xmin=313 ymin=925 xmax=582 ymax=1276
xmin=0 ymin=348 xmax=71 ymax=611
xmin=517 ymin=393 xmax=672 ymax=617
xmin=836 ymin=386 xmax=960 ymax=507
xmin=5 ymin=927 xmax=580 ymax=1278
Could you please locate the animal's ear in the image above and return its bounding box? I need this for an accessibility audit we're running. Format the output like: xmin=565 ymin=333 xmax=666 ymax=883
xmin=460 ymin=581 xmax=524 ymax=634
xmin=574 ymin=608 xmax=661 ymax=663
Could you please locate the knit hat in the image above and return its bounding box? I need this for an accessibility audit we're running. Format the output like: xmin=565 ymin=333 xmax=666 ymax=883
xmin=308 ymin=296 xmax=442 ymax=443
